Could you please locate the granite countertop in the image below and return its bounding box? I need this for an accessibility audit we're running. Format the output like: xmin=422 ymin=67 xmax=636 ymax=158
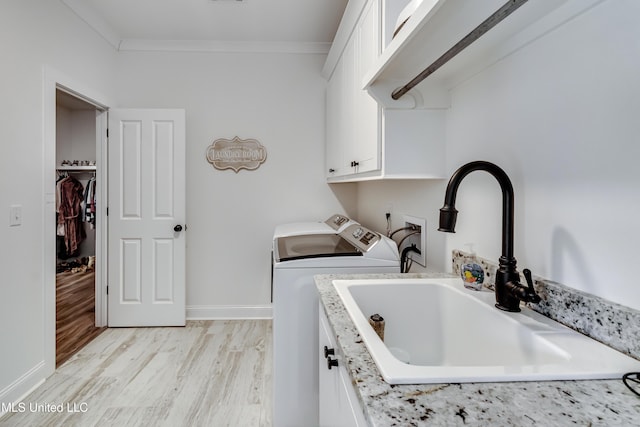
xmin=316 ymin=272 xmax=640 ymax=426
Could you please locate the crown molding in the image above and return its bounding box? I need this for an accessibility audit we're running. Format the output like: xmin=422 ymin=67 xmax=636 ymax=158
xmin=61 ymin=0 xmax=121 ymax=49
xmin=61 ymin=0 xmax=330 ymax=54
xmin=118 ymin=39 xmax=331 ymax=54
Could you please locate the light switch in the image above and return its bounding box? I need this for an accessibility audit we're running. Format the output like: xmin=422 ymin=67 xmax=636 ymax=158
xmin=9 ymin=205 xmax=22 ymax=226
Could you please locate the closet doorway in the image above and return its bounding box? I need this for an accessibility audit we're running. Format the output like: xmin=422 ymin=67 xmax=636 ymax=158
xmin=55 ymin=89 xmax=106 ymax=366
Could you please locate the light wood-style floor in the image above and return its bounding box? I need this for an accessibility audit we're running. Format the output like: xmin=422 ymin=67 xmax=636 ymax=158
xmin=0 ymin=320 xmax=272 ymax=427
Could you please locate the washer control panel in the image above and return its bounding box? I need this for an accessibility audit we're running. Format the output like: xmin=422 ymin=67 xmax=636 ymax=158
xmin=340 ymin=224 xmax=380 ymax=252
xmin=324 ymin=214 xmax=352 ymax=231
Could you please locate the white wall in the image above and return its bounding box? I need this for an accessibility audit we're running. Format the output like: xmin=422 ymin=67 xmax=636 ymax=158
xmin=0 ymin=0 xmax=116 ymax=404
xmin=445 ymin=0 xmax=640 ymax=308
xmin=56 ymin=108 xmax=97 ymax=164
xmin=115 ymin=51 xmax=356 ymax=312
xmin=356 ymin=179 xmax=448 ymax=271
xmin=356 ymin=0 xmax=640 ymax=310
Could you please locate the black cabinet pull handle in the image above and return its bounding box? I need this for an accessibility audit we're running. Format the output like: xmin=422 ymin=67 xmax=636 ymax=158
xmin=327 ymin=357 xmax=339 ymax=370
xmin=174 ymin=224 xmax=183 ymax=232
xmin=323 ymin=346 xmax=335 ymax=359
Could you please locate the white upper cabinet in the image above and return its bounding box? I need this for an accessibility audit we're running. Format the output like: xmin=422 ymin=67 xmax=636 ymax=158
xmin=351 ymin=0 xmax=380 ymax=175
xmin=325 ymin=55 xmax=345 ymax=176
xmin=324 ymin=0 xmax=602 ymax=182
xmin=324 ymin=0 xmax=447 ymax=182
xmin=326 ymin=0 xmax=381 ymax=179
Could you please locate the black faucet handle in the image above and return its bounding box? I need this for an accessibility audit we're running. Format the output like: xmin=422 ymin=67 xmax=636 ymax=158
xmin=522 ymin=269 xmax=534 ymax=289
xmin=522 ymin=269 xmax=541 ymax=304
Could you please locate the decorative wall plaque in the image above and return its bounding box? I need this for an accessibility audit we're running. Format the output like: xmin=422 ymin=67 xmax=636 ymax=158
xmin=206 ymin=136 xmax=267 ymax=173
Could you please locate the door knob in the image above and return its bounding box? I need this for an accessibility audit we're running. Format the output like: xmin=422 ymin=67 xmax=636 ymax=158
xmin=174 ymin=224 xmax=183 ymax=232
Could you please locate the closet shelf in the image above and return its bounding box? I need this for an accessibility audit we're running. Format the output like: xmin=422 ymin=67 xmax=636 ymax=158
xmin=57 ymin=166 xmax=97 ymax=172
xmin=363 ymin=0 xmax=602 ymax=107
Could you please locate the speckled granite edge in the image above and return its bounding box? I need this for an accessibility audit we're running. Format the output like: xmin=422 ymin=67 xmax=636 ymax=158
xmin=452 ymin=250 xmax=640 ymax=361
xmin=315 ymin=272 xmax=640 ymax=426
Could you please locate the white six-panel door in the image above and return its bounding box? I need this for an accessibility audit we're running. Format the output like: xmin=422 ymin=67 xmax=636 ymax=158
xmin=108 ymin=109 xmax=186 ymax=326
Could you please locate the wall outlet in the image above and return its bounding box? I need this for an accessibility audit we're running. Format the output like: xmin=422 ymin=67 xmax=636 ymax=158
xmin=402 ymin=215 xmax=426 ymax=267
xmin=384 ymin=203 xmax=393 ymax=222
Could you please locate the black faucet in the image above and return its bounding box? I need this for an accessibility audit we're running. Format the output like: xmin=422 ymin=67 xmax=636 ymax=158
xmin=438 ymin=161 xmax=541 ymax=312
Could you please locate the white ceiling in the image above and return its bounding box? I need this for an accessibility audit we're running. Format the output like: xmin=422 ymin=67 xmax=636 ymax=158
xmin=61 ymin=0 xmax=348 ymax=53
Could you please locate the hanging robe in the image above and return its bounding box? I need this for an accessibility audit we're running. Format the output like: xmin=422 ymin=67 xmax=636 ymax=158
xmin=58 ymin=176 xmax=86 ymax=257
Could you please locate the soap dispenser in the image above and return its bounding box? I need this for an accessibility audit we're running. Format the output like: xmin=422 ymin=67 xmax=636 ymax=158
xmin=461 ymin=244 xmax=485 ymax=291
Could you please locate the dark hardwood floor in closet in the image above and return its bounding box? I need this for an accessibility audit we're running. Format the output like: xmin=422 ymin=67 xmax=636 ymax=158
xmin=56 ymin=271 xmax=105 ymax=367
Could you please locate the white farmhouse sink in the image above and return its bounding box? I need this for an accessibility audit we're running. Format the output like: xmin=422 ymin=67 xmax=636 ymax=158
xmin=333 ymin=278 xmax=640 ymax=384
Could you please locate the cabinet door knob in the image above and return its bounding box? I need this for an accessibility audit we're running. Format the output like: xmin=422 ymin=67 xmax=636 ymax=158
xmin=327 ymin=357 xmax=339 ymax=370
xmin=174 ymin=224 xmax=183 ymax=232
xmin=323 ymin=346 xmax=335 ymax=359
xmin=329 ymin=168 xmax=335 ymax=173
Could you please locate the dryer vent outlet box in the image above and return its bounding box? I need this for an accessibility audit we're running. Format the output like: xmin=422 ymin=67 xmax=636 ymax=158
xmin=402 ymin=215 xmax=426 ymax=267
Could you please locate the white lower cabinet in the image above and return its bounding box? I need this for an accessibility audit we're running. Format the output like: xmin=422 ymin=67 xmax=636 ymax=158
xmin=319 ymin=303 xmax=368 ymax=427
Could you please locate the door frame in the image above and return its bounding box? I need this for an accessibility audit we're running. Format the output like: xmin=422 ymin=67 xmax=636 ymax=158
xmin=43 ymin=66 xmax=111 ymax=375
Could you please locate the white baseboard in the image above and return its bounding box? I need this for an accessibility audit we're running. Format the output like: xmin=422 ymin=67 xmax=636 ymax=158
xmin=0 ymin=362 xmax=46 ymax=417
xmin=187 ymin=305 xmax=272 ymax=320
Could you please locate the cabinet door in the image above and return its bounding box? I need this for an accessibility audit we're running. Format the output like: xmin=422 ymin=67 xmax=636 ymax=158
xmin=326 ymin=58 xmax=345 ymax=178
xmin=341 ymin=35 xmax=359 ymax=174
xmin=325 ymin=0 xmax=383 ymax=180
xmin=319 ymin=306 xmax=366 ymax=427
xmin=353 ymin=0 xmax=381 ymax=174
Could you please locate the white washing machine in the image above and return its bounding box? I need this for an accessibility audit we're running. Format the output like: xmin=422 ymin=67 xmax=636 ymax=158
xmin=273 ymin=213 xmax=358 ymax=238
xmin=272 ymin=223 xmax=400 ymax=427
xmin=270 ymin=214 xmax=359 ymax=302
